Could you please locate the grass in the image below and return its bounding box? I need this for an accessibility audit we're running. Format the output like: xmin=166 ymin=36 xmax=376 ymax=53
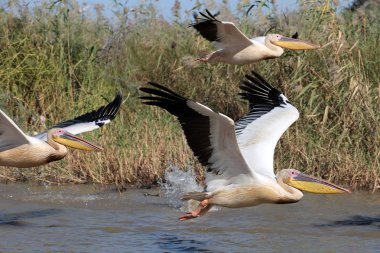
xmin=0 ymin=0 xmax=378 ymax=191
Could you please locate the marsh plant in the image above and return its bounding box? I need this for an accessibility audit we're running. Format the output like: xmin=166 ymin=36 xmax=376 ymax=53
xmin=0 ymin=0 xmax=378 ymax=190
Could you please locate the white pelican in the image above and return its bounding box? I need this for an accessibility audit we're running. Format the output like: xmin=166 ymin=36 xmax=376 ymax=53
xmin=191 ymin=10 xmax=320 ymax=65
xmin=0 ymin=92 xmax=122 ymax=168
xmin=140 ymin=72 xmax=349 ymax=221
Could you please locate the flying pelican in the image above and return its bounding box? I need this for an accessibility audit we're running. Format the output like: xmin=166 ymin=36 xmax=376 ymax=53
xmin=190 ymin=10 xmax=320 ymax=65
xmin=140 ymin=72 xmax=349 ymax=221
xmin=0 ymin=92 xmax=122 ymax=168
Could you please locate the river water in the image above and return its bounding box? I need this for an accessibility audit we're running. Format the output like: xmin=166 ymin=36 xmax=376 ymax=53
xmin=0 ymin=182 xmax=379 ymax=253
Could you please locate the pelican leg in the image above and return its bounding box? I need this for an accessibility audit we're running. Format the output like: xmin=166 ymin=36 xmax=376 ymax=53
xmin=179 ymin=199 xmax=211 ymax=221
xmin=195 ymin=52 xmax=214 ymax=62
xmin=195 ymin=56 xmax=209 ymax=62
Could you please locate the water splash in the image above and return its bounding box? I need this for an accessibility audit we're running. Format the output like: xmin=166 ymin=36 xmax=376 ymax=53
xmin=159 ymin=164 xmax=203 ymax=211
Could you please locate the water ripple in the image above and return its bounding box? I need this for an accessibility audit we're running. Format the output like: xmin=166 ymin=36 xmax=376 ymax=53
xmin=0 ymin=208 xmax=61 ymax=226
xmin=156 ymin=234 xmax=212 ymax=253
xmin=315 ymin=214 xmax=380 ymax=228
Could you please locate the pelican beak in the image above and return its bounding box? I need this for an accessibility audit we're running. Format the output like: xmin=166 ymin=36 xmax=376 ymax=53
xmin=287 ymin=173 xmax=350 ymax=194
xmin=53 ymin=131 xmax=103 ymax=152
xmin=272 ymin=37 xmax=320 ymax=50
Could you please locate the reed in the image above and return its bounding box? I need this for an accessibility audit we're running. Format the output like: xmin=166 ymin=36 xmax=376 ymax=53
xmin=0 ymin=0 xmax=378 ymax=191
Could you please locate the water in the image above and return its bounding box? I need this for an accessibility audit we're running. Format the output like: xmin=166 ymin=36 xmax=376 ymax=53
xmin=0 ymin=182 xmax=379 ymax=252
xmin=160 ymin=165 xmax=204 ymax=210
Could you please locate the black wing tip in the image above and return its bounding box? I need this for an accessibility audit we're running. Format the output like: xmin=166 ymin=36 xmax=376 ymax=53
xmin=115 ymin=90 xmax=123 ymax=99
xmin=46 ymin=91 xmax=123 ymax=130
xmin=113 ymin=90 xmax=123 ymax=108
xmin=190 ymin=9 xmax=219 ymax=27
xmin=100 ymin=90 xmax=123 ymax=119
xmin=143 ymin=81 xmax=167 ymax=91
xmin=139 ymin=83 xmax=165 ymax=98
xmin=139 ymin=82 xmax=163 ymax=92
xmin=140 ymin=82 xmax=216 ymax=176
xmin=88 ymin=91 xmax=123 ymax=121
xmin=241 ymin=71 xmax=276 ymax=92
xmin=198 ymin=9 xmax=217 ymax=20
xmin=246 ymin=70 xmax=264 ymax=81
xmin=140 ymin=82 xmax=185 ymax=101
xmin=203 ymin=9 xmax=218 ymax=20
xmin=239 ymin=70 xmax=285 ymax=107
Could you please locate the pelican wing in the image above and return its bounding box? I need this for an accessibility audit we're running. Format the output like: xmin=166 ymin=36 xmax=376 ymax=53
xmin=0 ymin=109 xmax=30 ymax=152
xmin=191 ymin=10 xmax=252 ymax=49
xmin=140 ymin=82 xmax=252 ymax=179
xmin=34 ymin=92 xmax=122 ymax=141
xmin=235 ymin=72 xmax=299 ymax=179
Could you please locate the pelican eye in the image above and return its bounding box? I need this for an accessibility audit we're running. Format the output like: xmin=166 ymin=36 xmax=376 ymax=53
xmin=53 ymin=129 xmax=65 ymax=137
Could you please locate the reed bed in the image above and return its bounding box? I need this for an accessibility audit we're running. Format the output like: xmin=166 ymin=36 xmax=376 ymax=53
xmin=0 ymin=0 xmax=378 ymax=191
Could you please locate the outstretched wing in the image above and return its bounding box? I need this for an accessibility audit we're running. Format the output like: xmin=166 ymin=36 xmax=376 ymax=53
xmin=34 ymin=92 xmax=122 ymax=141
xmin=0 ymin=108 xmax=30 ymax=152
xmin=190 ymin=10 xmax=252 ymax=49
xmin=235 ymin=72 xmax=299 ymax=179
xmin=140 ymin=82 xmax=252 ymax=180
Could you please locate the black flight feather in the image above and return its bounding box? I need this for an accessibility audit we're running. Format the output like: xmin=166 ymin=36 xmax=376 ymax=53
xmin=53 ymin=91 xmax=122 ymax=129
xmin=235 ymin=71 xmax=287 ymax=135
xmin=140 ymin=82 xmax=215 ymax=171
xmin=190 ymin=9 xmax=222 ymax=43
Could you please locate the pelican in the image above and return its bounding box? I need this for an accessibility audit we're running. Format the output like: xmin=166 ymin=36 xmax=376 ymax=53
xmin=191 ymin=10 xmax=320 ymax=65
xmin=0 ymin=92 xmax=122 ymax=168
xmin=140 ymin=72 xmax=349 ymax=221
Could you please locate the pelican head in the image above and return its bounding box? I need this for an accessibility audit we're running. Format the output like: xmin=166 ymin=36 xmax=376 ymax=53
xmin=268 ymin=34 xmax=320 ymax=50
xmin=279 ymin=169 xmax=350 ymax=194
xmin=50 ymin=128 xmax=103 ymax=152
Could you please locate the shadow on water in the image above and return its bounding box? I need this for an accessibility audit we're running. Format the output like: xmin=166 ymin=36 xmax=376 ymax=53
xmin=315 ymin=215 xmax=380 ymax=228
xmin=0 ymin=209 xmax=61 ymax=226
xmin=157 ymin=234 xmax=212 ymax=253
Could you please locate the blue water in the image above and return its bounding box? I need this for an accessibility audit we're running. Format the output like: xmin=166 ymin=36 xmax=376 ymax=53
xmin=0 ymin=183 xmax=379 ymax=252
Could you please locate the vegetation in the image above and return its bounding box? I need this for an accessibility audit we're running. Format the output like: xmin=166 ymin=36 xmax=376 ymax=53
xmin=0 ymin=0 xmax=378 ymax=191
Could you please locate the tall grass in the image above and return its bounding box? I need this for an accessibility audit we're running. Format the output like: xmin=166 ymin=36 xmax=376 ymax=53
xmin=0 ymin=0 xmax=378 ymax=190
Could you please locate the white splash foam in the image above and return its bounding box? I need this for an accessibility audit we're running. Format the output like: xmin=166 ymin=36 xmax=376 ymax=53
xmin=159 ymin=164 xmax=203 ymax=211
